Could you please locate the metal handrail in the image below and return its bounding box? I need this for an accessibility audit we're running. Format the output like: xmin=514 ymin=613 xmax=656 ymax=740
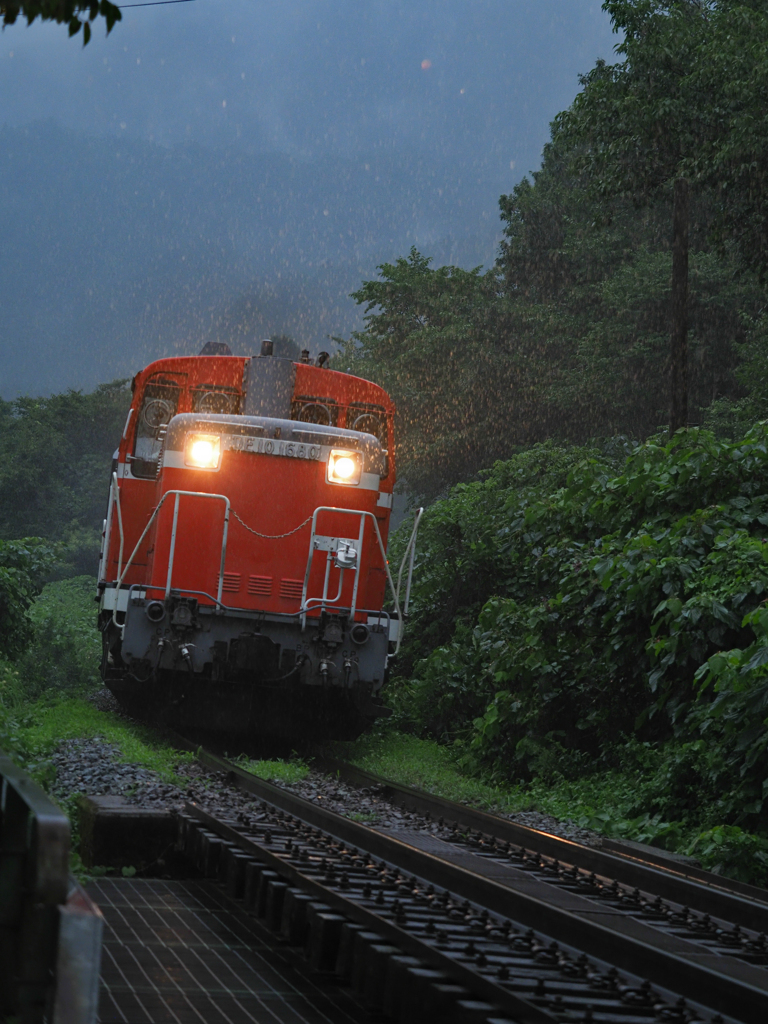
xmin=99 ymin=474 xmax=116 ymax=587
xmin=100 ymin=472 xmax=127 ymax=587
xmin=395 ymin=506 xmax=424 ymax=617
xmin=105 ymin=490 xmax=415 ymax=653
xmin=300 ymin=507 xmax=404 ymax=652
xmin=113 ymin=472 xmax=125 ymax=580
xmin=163 ymin=491 xmax=231 ymax=602
xmin=112 ymin=489 xmax=231 ymax=625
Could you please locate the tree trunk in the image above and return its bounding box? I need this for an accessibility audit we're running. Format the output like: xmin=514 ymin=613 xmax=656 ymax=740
xmin=669 ymin=177 xmax=689 ymax=436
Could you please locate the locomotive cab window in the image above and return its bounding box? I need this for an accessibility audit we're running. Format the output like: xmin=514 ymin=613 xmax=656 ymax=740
xmin=291 ymin=396 xmax=340 ymax=426
xmin=346 ymin=404 xmax=388 ymax=448
xmin=346 ymin=403 xmax=390 ymax=477
xmin=132 ymin=375 xmax=183 ymax=478
xmin=192 ymin=384 xmax=240 ymax=415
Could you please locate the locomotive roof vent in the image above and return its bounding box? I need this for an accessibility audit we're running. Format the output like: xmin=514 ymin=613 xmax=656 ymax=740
xmin=260 ymin=339 xmax=274 ymax=356
xmin=199 ymin=341 xmax=233 ymax=356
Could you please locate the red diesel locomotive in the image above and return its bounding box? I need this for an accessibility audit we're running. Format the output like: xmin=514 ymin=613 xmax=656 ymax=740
xmin=97 ymin=343 xmax=421 ymax=741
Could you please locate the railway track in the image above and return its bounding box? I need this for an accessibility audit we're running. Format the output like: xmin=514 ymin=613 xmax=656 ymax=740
xmin=176 ymin=746 xmax=768 ymax=1024
xmin=315 ymin=755 xmax=768 ymax=925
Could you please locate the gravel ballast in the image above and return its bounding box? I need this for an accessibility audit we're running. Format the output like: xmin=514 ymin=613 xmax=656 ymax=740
xmin=46 ymin=688 xmax=604 ymax=849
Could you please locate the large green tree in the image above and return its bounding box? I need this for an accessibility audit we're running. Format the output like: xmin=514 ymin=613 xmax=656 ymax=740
xmin=341 ymin=1 xmax=768 ymax=490
xmin=346 ymin=156 xmax=759 ymax=493
xmin=498 ymin=152 xmax=761 ymax=439
xmin=556 ymin=0 xmax=709 ymax=434
xmin=683 ymin=1 xmax=768 ymax=277
xmin=558 ymin=0 xmax=768 ymax=434
xmin=340 ymin=249 xmax=569 ymax=493
xmin=0 ymin=380 xmax=131 ymax=573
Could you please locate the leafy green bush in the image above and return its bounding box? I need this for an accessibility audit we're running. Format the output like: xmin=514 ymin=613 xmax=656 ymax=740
xmin=0 ymin=380 xmax=130 ymax=546
xmin=394 ymin=425 xmax=768 ymax=838
xmin=0 ymin=565 xmax=101 ymax=772
xmin=688 ymin=826 xmax=768 ymax=885
xmin=344 ymin=730 xmax=768 ymax=884
xmin=689 ymin=603 xmax=768 ymax=825
xmin=0 ymin=538 xmax=59 ymax=659
xmin=13 ymin=576 xmax=101 ymax=702
xmin=0 ymin=657 xmax=32 ymax=760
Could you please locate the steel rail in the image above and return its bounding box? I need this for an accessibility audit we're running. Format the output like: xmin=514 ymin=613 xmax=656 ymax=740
xmin=191 ymin=747 xmax=768 ymax=1023
xmin=316 ymin=755 xmax=768 ymax=932
xmin=183 ymin=802 xmax=557 ymax=1024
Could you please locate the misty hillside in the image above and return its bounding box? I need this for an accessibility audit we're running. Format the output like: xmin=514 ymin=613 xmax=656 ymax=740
xmin=0 ymin=122 xmax=502 ymax=397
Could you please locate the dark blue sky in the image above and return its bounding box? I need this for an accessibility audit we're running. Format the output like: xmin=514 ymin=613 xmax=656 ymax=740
xmin=0 ymin=1 xmax=617 ymax=396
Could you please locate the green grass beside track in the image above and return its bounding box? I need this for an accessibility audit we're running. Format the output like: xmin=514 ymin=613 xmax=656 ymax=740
xmin=19 ymin=697 xmax=195 ymax=785
xmin=339 ymin=731 xmax=768 ymax=885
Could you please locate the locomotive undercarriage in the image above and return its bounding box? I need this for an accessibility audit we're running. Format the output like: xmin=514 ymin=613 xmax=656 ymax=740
xmin=99 ymin=589 xmax=392 ymax=741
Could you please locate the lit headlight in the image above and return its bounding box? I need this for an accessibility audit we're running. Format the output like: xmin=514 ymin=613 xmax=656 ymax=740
xmin=185 ymin=433 xmax=221 ymax=469
xmin=327 ymin=448 xmax=362 ymax=485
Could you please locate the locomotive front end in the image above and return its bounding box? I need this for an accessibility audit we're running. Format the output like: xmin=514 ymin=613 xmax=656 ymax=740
xmin=97 ymin=351 xmax=414 ymax=742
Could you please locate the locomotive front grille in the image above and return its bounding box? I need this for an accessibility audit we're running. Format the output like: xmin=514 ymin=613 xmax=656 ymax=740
xmin=248 ymin=575 xmax=273 ymax=597
xmin=217 ymin=572 xmax=242 ymax=593
xmin=279 ymin=578 xmax=304 ymax=600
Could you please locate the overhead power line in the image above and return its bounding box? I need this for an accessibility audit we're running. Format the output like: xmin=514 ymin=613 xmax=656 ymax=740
xmin=119 ymin=0 xmax=196 ymax=8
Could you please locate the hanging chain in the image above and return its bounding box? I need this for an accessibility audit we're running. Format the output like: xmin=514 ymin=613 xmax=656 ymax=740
xmin=231 ymin=508 xmax=313 ymax=540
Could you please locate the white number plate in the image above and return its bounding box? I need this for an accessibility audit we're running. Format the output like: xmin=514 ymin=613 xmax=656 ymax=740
xmin=224 ymin=435 xmax=323 ymax=461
